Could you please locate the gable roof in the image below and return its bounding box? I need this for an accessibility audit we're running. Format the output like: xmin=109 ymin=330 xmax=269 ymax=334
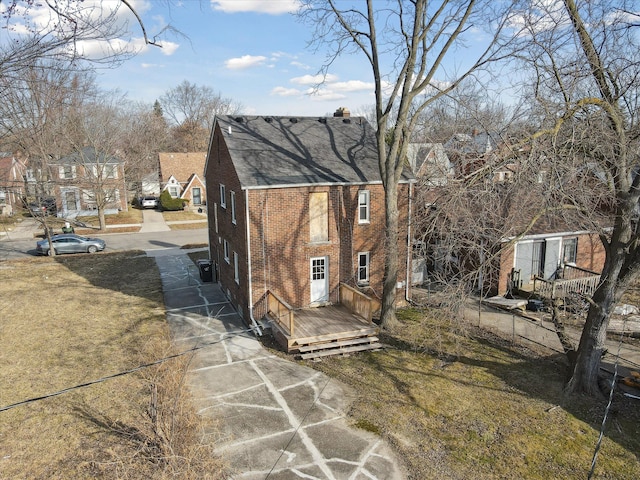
xmin=182 ymin=173 xmax=205 ymax=198
xmin=158 ymin=152 xmax=206 ymax=184
xmin=211 ymin=115 xmax=414 ymax=189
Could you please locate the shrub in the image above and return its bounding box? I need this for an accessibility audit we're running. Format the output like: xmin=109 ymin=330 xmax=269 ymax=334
xmin=159 ymin=190 xmax=188 ymax=211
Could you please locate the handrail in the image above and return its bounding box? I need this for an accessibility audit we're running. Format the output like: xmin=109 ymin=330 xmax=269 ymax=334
xmin=339 ymin=283 xmax=375 ymax=324
xmin=534 ymin=274 xmax=600 ymax=299
xmin=266 ymin=291 xmax=295 ymax=336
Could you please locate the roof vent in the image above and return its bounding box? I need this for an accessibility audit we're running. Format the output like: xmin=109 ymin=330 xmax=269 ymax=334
xmin=264 ymin=117 xmax=273 ymax=123
xmin=228 ymin=126 xmax=232 ymax=135
xmin=234 ymin=117 xmax=243 ymax=123
xmin=290 ymin=118 xmax=298 ymax=123
xmin=318 ymin=117 xmax=327 ymax=124
xmin=343 ymin=118 xmax=351 ymax=124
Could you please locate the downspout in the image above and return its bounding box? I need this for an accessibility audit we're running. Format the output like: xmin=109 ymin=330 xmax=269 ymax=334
xmin=245 ymin=189 xmax=262 ymax=336
xmin=406 ymin=181 xmax=413 ymax=302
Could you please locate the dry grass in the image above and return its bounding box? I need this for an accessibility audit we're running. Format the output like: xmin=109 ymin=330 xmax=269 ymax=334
xmin=296 ymin=308 xmax=640 ymax=480
xmin=0 ymin=252 xmax=227 ymax=479
xmin=161 ymin=211 xmax=206 ymax=222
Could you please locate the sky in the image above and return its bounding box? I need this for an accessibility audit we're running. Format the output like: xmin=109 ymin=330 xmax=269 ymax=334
xmin=95 ymin=0 xmax=378 ymax=117
xmin=1 ymin=0 xmax=499 ymax=118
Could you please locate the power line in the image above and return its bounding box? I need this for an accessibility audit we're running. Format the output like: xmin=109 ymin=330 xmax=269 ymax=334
xmin=0 ymin=327 xmax=256 ymax=413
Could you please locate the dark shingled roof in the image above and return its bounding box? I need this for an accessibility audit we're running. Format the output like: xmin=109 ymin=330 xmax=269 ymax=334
xmin=56 ymin=147 xmax=121 ymax=165
xmin=214 ymin=115 xmax=414 ymax=189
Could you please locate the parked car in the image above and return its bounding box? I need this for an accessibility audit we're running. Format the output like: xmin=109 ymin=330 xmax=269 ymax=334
xmin=27 ymin=198 xmax=57 ymax=216
xmin=140 ymin=196 xmax=158 ymax=209
xmin=36 ymin=234 xmax=106 ymax=256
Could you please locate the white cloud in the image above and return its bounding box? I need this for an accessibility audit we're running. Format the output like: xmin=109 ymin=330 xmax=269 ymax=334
xmin=157 ymin=40 xmax=179 ymax=55
xmin=210 ymin=0 xmax=301 ymax=14
xmin=225 ymin=55 xmax=268 ymax=69
xmin=290 ymin=61 xmax=311 ymax=70
xmin=290 ymin=73 xmax=339 ymax=85
xmin=141 ymin=63 xmax=164 ymax=69
xmin=305 ymin=88 xmax=346 ymax=101
xmin=271 ymin=87 xmax=302 ymax=97
xmin=330 ymin=80 xmax=374 ymax=92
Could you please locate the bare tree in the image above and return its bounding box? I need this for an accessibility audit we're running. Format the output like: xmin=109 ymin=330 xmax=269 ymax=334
xmin=300 ymin=0 xmax=516 ymax=327
xmin=159 ymin=80 xmax=243 ymax=151
xmin=0 ymin=62 xmax=98 ymax=238
xmin=0 ymin=0 xmax=162 ymax=83
xmin=118 ymin=101 xmax=170 ymax=198
xmin=507 ymin=0 xmax=640 ymax=395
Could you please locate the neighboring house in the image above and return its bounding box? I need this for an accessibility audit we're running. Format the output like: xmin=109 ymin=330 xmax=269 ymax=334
xmin=204 ymin=110 xmax=414 ymax=330
xmin=0 ymin=155 xmax=26 ymax=216
xmin=498 ymin=227 xmax=606 ymax=296
xmin=51 ymin=147 xmax=128 ymax=217
xmin=158 ymin=152 xmax=206 ymax=208
xmin=140 ymin=171 xmax=161 ymax=197
xmin=406 ymin=143 xmax=453 ymax=187
xmin=444 ymin=129 xmax=502 ymax=176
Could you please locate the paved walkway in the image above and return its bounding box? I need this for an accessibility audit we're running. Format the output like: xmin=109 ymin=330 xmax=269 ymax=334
xmin=148 ymin=248 xmax=404 ymax=480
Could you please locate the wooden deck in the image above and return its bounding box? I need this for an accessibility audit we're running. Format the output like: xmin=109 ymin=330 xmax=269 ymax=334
xmin=267 ymin=303 xmax=381 ymax=358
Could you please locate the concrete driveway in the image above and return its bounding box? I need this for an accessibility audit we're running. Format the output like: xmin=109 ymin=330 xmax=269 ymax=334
xmin=148 ymin=248 xmax=404 ymax=480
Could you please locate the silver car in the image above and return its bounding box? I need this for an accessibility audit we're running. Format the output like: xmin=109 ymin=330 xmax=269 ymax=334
xmin=36 ymin=234 xmax=106 ymax=256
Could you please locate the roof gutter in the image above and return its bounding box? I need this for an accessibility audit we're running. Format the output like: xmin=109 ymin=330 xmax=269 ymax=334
xmin=245 ymin=189 xmax=262 ymax=336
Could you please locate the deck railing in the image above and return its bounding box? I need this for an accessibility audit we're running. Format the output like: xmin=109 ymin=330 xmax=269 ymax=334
xmin=339 ymin=283 xmax=375 ymax=324
xmin=534 ymin=273 xmax=601 ymax=299
xmin=267 ymin=291 xmax=295 ymax=336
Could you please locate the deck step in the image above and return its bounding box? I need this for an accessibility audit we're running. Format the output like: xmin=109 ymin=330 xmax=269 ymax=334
xmin=297 ymin=336 xmax=379 ymax=353
xmin=292 ymin=327 xmax=378 ymax=346
xmin=298 ymin=342 xmax=382 ymax=360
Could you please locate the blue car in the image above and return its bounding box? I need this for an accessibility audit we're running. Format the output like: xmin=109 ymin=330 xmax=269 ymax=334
xmin=36 ymin=234 xmax=106 ymax=256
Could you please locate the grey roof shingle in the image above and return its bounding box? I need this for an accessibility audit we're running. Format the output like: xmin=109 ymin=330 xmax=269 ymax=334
xmin=56 ymin=147 xmax=121 ymax=165
xmin=214 ymin=115 xmax=414 ymax=189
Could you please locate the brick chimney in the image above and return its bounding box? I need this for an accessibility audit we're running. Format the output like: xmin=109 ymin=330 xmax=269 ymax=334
xmin=333 ymin=107 xmax=350 ymax=118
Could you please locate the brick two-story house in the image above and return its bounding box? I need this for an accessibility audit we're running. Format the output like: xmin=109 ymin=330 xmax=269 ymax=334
xmin=204 ymin=111 xmax=414 ymax=330
xmin=52 ymin=147 xmax=128 ymax=217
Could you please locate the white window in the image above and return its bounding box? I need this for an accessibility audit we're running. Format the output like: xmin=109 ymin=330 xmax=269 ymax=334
xmin=223 ymin=239 xmax=230 ymax=263
xmin=60 ymin=165 xmax=76 ymax=180
xmin=358 ymin=252 xmax=370 ymax=285
xmin=168 ymin=186 xmax=179 ymax=198
xmin=231 ymin=191 xmax=236 ymax=224
xmin=358 ymin=190 xmax=370 ymax=224
xmin=233 ymin=252 xmax=239 ymax=284
xmin=220 ymin=184 xmax=226 ymax=208
xmin=105 ymin=165 xmax=117 ymax=179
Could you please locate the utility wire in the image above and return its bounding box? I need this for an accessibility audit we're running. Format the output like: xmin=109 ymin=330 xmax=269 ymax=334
xmin=587 ymin=319 xmax=626 ymax=480
xmin=265 ymin=374 xmax=333 ymax=479
xmin=0 ymin=327 xmax=256 ymax=413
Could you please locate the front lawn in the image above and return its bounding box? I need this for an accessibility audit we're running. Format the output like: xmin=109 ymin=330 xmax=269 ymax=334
xmin=0 ymin=252 xmax=226 ymax=479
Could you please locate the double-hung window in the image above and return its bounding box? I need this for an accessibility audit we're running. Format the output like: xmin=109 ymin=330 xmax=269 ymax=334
xmin=358 ymin=190 xmax=370 ymax=224
xmin=223 ymin=239 xmax=230 ymax=263
xmin=563 ymin=238 xmax=578 ymax=264
xmin=233 ymin=252 xmax=239 ymax=284
xmin=357 ymin=252 xmax=370 ymax=285
xmin=231 ymin=191 xmax=236 ymax=224
xmin=220 ymin=184 xmax=226 ymax=208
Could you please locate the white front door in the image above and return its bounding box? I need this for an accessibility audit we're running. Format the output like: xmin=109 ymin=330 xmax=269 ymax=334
xmin=310 ymin=256 xmax=329 ymax=304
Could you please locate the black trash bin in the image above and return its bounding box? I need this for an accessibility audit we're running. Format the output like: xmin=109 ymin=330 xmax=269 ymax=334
xmin=197 ymin=259 xmax=213 ymax=282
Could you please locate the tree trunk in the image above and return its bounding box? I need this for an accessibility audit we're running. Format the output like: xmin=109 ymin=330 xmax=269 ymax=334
xmin=380 ymin=179 xmax=400 ymax=329
xmin=565 ymin=273 xmax=616 ymax=396
xmin=98 ymin=207 xmax=106 ymax=231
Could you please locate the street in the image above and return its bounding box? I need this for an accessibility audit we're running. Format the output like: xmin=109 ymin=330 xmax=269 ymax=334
xmin=0 ymin=228 xmax=209 ymax=261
